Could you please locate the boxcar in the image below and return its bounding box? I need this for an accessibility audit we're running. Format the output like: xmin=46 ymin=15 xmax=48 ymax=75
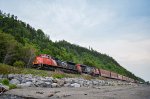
xmin=118 ymin=74 xmax=123 ymax=80
xmin=99 ymin=69 xmax=111 ymax=78
xmin=111 ymin=72 xmax=118 ymax=79
xmin=122 ymin=76 xmax=127 ymax=81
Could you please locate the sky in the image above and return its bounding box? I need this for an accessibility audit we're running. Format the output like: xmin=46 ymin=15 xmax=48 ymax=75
xmin=0 ymin=0 xmax=150 ymax=81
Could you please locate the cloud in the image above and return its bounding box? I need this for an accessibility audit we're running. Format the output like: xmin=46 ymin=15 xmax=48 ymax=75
xmin=0 ymin=0 xmax=150 ymax=81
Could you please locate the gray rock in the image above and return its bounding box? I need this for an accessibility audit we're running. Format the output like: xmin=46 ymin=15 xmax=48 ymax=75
xmin=57 ymin=79 xmax=65 ymax=86
xmin=35 ymin=80 xmax=47 ymax=87
xmin=25 ymin=74 xmax=32 ymax=78
xmin=45 ymin=82 xmax=52 ymax=87
xmin=10 ymin=79 xmax=20 ymax=84
xmin=0 ymin=74 xmax=3 ymax=78
xmin=70 ymin=83 xmax=80 ymax=88
xmin=52 ymin=79 xmax=58 ymax=83
xmin=25 ymin=78 xmax=33 ymax=82
xmin=46 ymin=77 xmax=53 ymax=80
xmin=83 ymin=81 xmax=90 ymax=87
xmin=51 ymin=83 xmax=59 ymax=88
xmin=64 ymin=78 xmax=73 ymax=84
xmin=21 ymin=78 xmax=27 ymax=83
xmin=64 ymin=83 xmax=71 ymax=87
xmin=32 ymin=78 xmax=37 ymax=83
xmin=72 ymin=79 xmax=78 ymax=83
xmin=93 ymin=81 xmax=99 ymax=85
xmin=26 ymin=81 xmax=32 ymax=85
xmin=2 ymin=75 xmax=8 ymax=78
xmin=78 ymin=80 xmax=84 ymax=86
xmin=8 ymin=74 xmax=15 ymax=80
xmin=0 ymin=83 xmax=9 ymax=90
xmin=41 ymin=78 xmax=53 ymax=82
xmin=18 ymin=81 xmax=34 ymax=87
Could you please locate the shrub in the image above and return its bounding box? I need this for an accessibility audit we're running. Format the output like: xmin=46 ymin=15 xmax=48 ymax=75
xmin=1 ymin=78 xmax=9 ymax=85
xmin=9 ymin=84 xmax=17 ymax=89
xmin=13 ymin=61 xmax=25 ymax=68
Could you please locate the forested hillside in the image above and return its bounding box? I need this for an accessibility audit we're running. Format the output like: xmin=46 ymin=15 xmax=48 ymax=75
xmin=0 ymin=10 xmax=144 ymax=82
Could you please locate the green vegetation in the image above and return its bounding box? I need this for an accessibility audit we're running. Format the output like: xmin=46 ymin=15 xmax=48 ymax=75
xmin=0 ymin=10 xmax=144 ymax=82
xmin=8 ymin=84 xmax=17 ymax=89
xmin=0 ymin=78 xmax=17 ymax=89
xmin=13 ymin=61 xmax=25 ymax=68
xmin=1 ymin=78 xmax=9 ymax=85
xmin=0 ymin=63 xmax=48 ymax=77
xmin=52 ymin=72 xmax=65 ymax=79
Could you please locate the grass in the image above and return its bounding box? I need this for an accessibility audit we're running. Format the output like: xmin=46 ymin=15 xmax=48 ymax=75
xmin=52 ymin=72 xmax=65 ymax=79
xmin=0 ymin=63 xmax=101 ymax=80
xmin=8 ymin=84 xmax=17 ymax=89
xmin=0 ymin=63 xmax=48 ymax=77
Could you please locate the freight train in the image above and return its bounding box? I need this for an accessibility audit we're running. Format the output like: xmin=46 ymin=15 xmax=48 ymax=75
xmin=32 ymin=54 xmax=135 ymax=82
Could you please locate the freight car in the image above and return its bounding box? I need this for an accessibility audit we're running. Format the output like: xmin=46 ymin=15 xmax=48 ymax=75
xmin=99 ymin=69 xmax=111 ymax=78
xmin=32 ymin=54 xmax=135 ymax=82
xmin=111 ymin=72 xmax=118 ymax=79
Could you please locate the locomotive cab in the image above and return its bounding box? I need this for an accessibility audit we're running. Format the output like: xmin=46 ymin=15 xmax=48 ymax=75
xmin=32 ymin=54 xmax=57 ymax=69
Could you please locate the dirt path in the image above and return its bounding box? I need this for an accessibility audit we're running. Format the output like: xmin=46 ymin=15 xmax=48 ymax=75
xmin=1 ymin=85 xmax=150 ymax=99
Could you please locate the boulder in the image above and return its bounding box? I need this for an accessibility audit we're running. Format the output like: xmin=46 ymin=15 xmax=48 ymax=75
xmin=0 ymin=83 xmax=9 ymax=91
xmin=51 ymin=83 xmax=59 ymax=88
xmin=72 ymin=79 xmax=79 ymax=83
xmin=52 ymin=79 xmax=58 ymax=83
xmin=24 ymin=74 xmax=32 ymax=79
xmin=64 ymin=83 xmax=71 ymax=87
xmin=21 ymin=77 xmax=27 ymax=83
xmin=92 ymin=81 xmax=99 ymax=85
xmin=2 ymin=75 xmax=8 ymax=78
xmin=45 ymin=82 xmax=52 ymax=87
xmin=10 ymin=79 xmax=20 ymax=84
xmin=0 ymin=74 xmax=3 ymax=78
xmin=78 ymin=80 xmax=84 ymax=86
xmin=25 ymin=78 xmax=33 ymax=82
xmin=64 ymin=78 xmax=73 ymax=84
xmin=57 ymin=79 xmax=65 ymax=86
xmin=17 ymin=81 xmax=34 ymax=87
xmin=41 ymin=78 xmax=53 ymax=82
xmin=70 ymin=83 xmax=80 ymax=88
xmin=35 ymin=80 xmax=47 ymax=87
xmin=8 ymin=74 xmax=15 ymax=80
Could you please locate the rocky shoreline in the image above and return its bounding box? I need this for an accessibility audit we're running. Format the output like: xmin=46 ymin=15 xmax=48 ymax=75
xmin=0 ymin=74 xmax=135 ymax=88
xmin=0 ymin=74 xmax=140 ymax=99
